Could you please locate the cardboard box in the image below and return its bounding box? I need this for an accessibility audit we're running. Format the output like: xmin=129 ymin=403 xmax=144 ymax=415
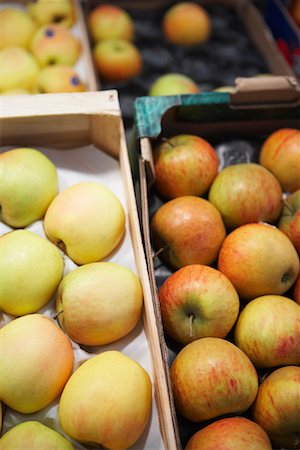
xmin=0 ymin=91 xmax=178 ymax=450
xmin=131 ymin=76 xmax=300 ymax=449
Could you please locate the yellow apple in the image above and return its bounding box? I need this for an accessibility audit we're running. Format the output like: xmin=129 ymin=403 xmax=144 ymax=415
xmin=0 ymin=421 xmax=75 ymax=450
xmin=58 ymin=351 xmax=152 ymax=449
xmin=0 ymin=314 xmax=74 ymax=414
xmin=0 ymin=47 xmax=39 ymax=92
xmin=34 ymin=65 xmax=86 ymax=93
xmin=88 ymin=4 xmax=134 ymax=43
xmin=0 ymin=230 xmax=64 ymax=316
xmin=56 ymin=262 xmax=143 ymax=345
xmin=149 ymin=73 xmax=199 ymax=96
xmin=44 ymin=181 xmax=126 ymax=265
xmin=1 ymin=88 xmax=31 ymax=95
xmin=30 ymin=24 xmax=81 ymax=67
xmin=27 ymin=0 xmax=76 ymax=28
xmin=0 ymin=8 xmax=36 ymax=49
xmin=0 ymin=147 xmax=58 ymax=228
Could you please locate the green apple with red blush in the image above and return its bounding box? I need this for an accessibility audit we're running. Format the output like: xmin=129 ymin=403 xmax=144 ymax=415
xmin=279 ymin=189 xmax=300 ymax=255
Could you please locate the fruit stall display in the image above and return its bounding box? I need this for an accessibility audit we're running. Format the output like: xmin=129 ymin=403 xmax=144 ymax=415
xmin=0 ymin=0 xmax=97 ymax=93
xmin=0 ymin=91 xmax=178 ymax=449
xmin=131 ymin=76 xmax=300 ymax=449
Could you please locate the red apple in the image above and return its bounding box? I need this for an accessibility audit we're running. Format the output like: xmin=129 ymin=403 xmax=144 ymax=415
xmin=253 ymin=365 xmax=300 ymax=449
xmin=153 ymin=134 xmax=219 ymax=199
xmin=208 ymin=163 xmax=283 ymax=230
xmin=294 ymin=271 xmax=300 ymax=304
xmin=88 ymin=4 xmax=134 ymax=43
xmin=259 ymin=128 xmax=300 ymax=193
xmin=279 ymin=189 xmax=300 ymax=254
xmin=170 ymin=337 xmax=258 ymax=422
xmin=234 ymin=295 xmax=300 ymax=368
xmin=151 ymin=196 xmax=226 ymax=269
xmin=218 ymin=223 xmax=300 ymax=301
xmin=185 ymin=416 xmax=272 ymax=450
xmin=93 ymin=39 xmax=142 ymax=82
xmin=158 ymin=264 xmax=239 ymax=344
xmin=163 ymin=2 xmax=211 ymax=46
xmin=148 ymin=73 xmax=199 ymax=96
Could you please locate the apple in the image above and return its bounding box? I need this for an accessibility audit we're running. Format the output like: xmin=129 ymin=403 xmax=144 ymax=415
xmin=93 ymin=39 xmax=142 ymax=82
xmin=1 ymin=88 xmax=31 ymax=96
xmin=185 ymin=416 xmax=272 ymax=450
xmin=0 ymin=230 xmax=64 ymax=316
xmin=88 ymin=4 xmax=134 ymax=43
xmin=56 ymin=262 xmax=143 ymax=346
xmin=0 ymin=421 xmax=75 ymax=450
xmin=44 ymin=181 xmax=126 ymax=265
xmin=289 ymin=0 xmax=300 ymax=27
xmin=34 ymin=65 xmax=86 ymax=93
xmin=259 ymin=128 xmax=300 ymax=192
xmin=279 ymin=189 xmax=300 ymax=254
xmin=0 ymin=147 xmax=58 ymax=228
xmin=151 ymin=195 xmax=226 ymax=269
xmin=234 ymin=295 xmax=300 ymax=368
xmin=170 ymin=337 xmax=258 ymax=422
xmin=294 ymin=271 xmax=300 ymax=304
xmin=252 ymin=365 xmax=300 ymax=449
xmin=153 ymin=134 xmax=219 ymax=199
xmin=30 ymin=24 xmax=81 ymax=67
xmin=158 ymin=264 xmax=239 ymax=344
xmin=213 ymin=86 xmax=236 ymax=93
xmin=27 ymin=0 xmax=76 ymax=28
xmin=208 ymin=163 xmax=283 ymax=230
xmin=0 ymin=8 xmax=36 ymax=49
xmin=58 ymin=351 xmax=152 ymax=449
xmin=0 ymin=314 xmax=73 ymax=414
xmin=0 ymin=47 xmax=39 ymax=92
xmin=148 ymin=73 xmax=200 ymax=96
xmin=163 ymin=2 xmax=211 ymax=46
xmin=218 ymin=223 xmax=299 ymax=301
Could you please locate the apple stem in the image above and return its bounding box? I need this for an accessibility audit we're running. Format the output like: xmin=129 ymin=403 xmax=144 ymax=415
xmin=161 ymin=137 xmax=175 ymax=148
xmin=189 ymin=313 xmax=195 ymax=338
xmin=153 ymin=245 xmax=168 ymax=260
xmin=53 ymin=310 xmax=63 ymax=320
xmin=282 ymin=198 xmax=295 ymax=214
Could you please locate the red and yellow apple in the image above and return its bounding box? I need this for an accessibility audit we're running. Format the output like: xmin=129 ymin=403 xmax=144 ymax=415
xmin=279 ymin=189 xmax=300 ymax=254
xmin=158 ymin=264 xmax=239 ymax=344
xmin=30 ymin=24 xmax=81 ymax=67
xmin=34 ymin=65 xmax=86 ymax=93
xmin=185 ymin=417 xmax=272 ymax=450
xmin=93 ymin=39 xmax=142 ymax=82
xmin=148 ymin=73 xmax=199 ymax=96
xmin=218 ymin=223 xmax=299 ymax=301
xmin=163 ymin=2 xmax=211 ymax=46
xmin=153 ymin=134 xmax=219 ymax=199
xmin=253 ymin=365 xmax=300 ymax=449
xmin=259 ymin=128 xmax=300 ymax=192
xmin=27 ymin=0 xmax=76 ymax=28
xmin=0 ymin=8 xmax=36 ymax=49
xmin=208 ymin=163 xmax=283 ymax=230
xmin=170 ymin=337 xmax=258 ymax=422
xmin=151 ymin=196 xmax=226 ymax=269
xmin=234 ymin=295 xmax=300 ymax=368
xmin=0 ymin=47 xmax=39 ymax=92
xmin=88 ymin=4 xmax=134 ymax=43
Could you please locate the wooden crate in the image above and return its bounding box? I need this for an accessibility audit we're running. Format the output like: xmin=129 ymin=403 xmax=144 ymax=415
xmin=0 ymin=91 xmax=177 ymax=450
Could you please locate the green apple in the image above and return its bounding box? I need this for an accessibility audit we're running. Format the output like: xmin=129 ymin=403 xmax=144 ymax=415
xmin=0 ymin=147 xmax=58 ymax=228
xmin=59 ymin=351 xmax=152 ymax=449
xmin=56 ymin=262 xmax=143 ymax=346
xmin=0 ymin=47 xmax=39 ymax=92
xmin=151 ymin=196 xmax=226 ymax=269
xmin=218 ymin=223 xmax=299 ymax=301
xmin=279 ymin=189 xmax=300 ymax=254
xmin=27 ymin=0 xmax=76 ymax=28
xmin=0 ymin=8 xmax=36 ymax=49
xmin=0 ymin=421 xmax=75 ymax=450
xmin=185 ymin=417 xmax=272 ymax=450
xmin=234 ymin=295 xmax=300 ymax=368
xmin=259 ymin=128 xmax=300 ymax=193
xmin=170 ymin=337 xmax=258 ymax=422
xmin=34 ymin=65 xmax=86 ymax=93
xmin=88 ymin=4 xmax=134 ymax=43
xmin=158 ymin=264 xmax=239 ymax=344
xmin=0 ymin=314 xmax=73 ymax=414
xmin=93 ymin=39 xmax=142 ymax=82
xmin=208 ymin=163 xmax=283 ymax=230
xmin=0 ymin=230 xmax=64 ymax=316
xmin=44 ymin=181 xmax=126 ymax=265
xmin=30 ymin=24 xmax=81 ymax=67
xmin=153 ymin=134 xmax=219 ymax=199
xmin=253 ymin=366 xmax=300 ymax=449
xmin=149 ymin=73 xmax=199 ymax=96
